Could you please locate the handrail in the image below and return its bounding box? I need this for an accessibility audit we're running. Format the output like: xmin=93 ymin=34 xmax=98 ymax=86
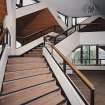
xmin=45 ymin=21 xmax=105 ymax=43
xmin=49 ymin=44 xmax=95 ymax=105
xmin=51 ymin=44 xmax=95 ymax=90
xmin=44 ymin=22 xmax=105 ymax=44
xmin=44 ymin=25 xmax=76 ymax=44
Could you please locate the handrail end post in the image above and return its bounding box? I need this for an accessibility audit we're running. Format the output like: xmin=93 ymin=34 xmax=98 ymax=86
xmin=90 ymin=89 xmax=95 ymax=105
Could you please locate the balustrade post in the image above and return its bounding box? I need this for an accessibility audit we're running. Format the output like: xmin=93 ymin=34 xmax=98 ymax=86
xmin=90 ymin=89 xmax=94 ymax=105
xmin=63 ymin=60 xmax=66 ymax=74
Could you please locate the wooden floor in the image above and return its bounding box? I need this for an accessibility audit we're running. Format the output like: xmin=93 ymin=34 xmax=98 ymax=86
xmin=0 ymin=47 xmax=67 ymax=105
xmin=70 ymin=70 xmax=105 ymax=105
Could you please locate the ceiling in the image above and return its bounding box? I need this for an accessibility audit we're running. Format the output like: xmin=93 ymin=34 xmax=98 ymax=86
xmin=40 ymin=0 xmax=105 ymax=17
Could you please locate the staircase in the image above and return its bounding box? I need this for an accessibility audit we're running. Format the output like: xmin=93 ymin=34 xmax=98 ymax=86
xmin=0 ymin=47 xmax=67 ymax=105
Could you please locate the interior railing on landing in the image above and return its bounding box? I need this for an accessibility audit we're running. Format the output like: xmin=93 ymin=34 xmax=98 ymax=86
xmin=43 ymin=40 xmax=95 ymax=105
xmin=78 ymin=23 xmax=105 ymax=32
xmin=45 ymin=22 xmax=105 ymax=45
xmin=44 ymin=25 xmax=76 ymax=45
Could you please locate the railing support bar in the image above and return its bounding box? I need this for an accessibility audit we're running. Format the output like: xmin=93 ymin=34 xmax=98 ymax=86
xmin=63 ymin=60 xmax=66 ymax=74
xmin=90 ymin=89 xmax=94 ymax=105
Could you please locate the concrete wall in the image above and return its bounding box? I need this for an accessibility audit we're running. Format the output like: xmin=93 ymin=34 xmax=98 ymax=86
xmin=80 ymin=32 xmax=105 ymax=45
xmin=40 ymin=0 xmax=105 ymax=17
xmin=56 ymin=32 xmax=80 ymax=58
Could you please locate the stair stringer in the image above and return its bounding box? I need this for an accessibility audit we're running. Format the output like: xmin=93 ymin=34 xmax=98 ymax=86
xmin=0 ymin=45 xmax=10 ymax=91
xmin=15 ymin=35 xmax=44 ymax=56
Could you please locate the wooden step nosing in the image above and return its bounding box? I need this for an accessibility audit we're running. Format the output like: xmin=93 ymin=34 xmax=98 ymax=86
xmin=21 ymin=88 xmax=60 ymax=105
xmin=7 ymin=62 xmax=46 ymax=67
xmin=4 ymin=72 xmax=51 ymax=83
xmin=5 ymin=68 xmax=49 ymax=73
xmin=6 ymin=66 xmax=48 ymax=72
xmin=2 ymin=80 xmax=55 ymax=96
xmin=57 ymin=99 xmax=67 ymax=105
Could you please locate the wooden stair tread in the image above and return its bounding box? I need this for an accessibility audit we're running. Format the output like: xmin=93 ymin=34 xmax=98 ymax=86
xmin=24 ymin=54 xmax=43 ymax=57
xmin=24 ymin=53 xmax=42 ymax=56
xmin=0 ymin=81 xmax=58 ymax=105
xmin=3 ymin=73 xmax=54 ymax=94
xmin=32 ymin=49 xmax=42 ymax=51
xmin=6 ymin=63 xmax=47 ymax=71
xmin=5 ymin=67 xmax=49 ymax=73
xmin=0 ymin=47 xmax=67 ymax=105
xmin=26 ymin=90 xmax=65 ymax=105
xmin=8 ymin=58 xmax=45 ymax=64
xmin=4 ymin=68 xmax=50 ymax=82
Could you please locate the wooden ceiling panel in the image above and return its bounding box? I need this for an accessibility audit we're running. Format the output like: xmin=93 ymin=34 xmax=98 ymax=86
xmin=0 ymin=0 xmax=7 ymax=24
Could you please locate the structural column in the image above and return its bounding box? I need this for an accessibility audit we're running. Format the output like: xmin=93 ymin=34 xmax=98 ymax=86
xmin=4 ymin=0 xmax=16 ymax=55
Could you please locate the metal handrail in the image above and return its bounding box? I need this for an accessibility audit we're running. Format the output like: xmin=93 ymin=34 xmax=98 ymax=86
xmin=44 ymin=25 xmax=76 ymax=44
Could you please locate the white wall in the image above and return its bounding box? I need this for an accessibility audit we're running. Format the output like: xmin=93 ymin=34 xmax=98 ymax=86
xmin=56 ymin=32 xmax=80 ymax=58
xmin=80 ymin=32 xmax=105 ymax=45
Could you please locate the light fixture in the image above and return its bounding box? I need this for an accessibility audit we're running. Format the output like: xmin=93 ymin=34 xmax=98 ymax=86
xmin=88 ymin=0 xmax=96 ymax=15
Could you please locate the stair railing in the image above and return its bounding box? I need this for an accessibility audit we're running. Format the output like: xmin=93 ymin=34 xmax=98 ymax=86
xmin=44 ymin=22 xmax=105 ymax=44
xmin=0 ymin=28 xmax=11 ymax=59
xmin=44 ymin=25 xmax=77 ymax=45
xmin=43 ymin=41 xmax=95 ymax=105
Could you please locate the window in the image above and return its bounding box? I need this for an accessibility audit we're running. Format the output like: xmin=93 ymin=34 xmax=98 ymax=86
xmin=99 ymin=48 xmax=105 ymax=64
xmin=83 ymin=46 xmax=90 ymax=65
xmin=72 ymin=45 xmax=101 ymax=65
xmin=72 ymin=48 xmax=81 ymax=65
